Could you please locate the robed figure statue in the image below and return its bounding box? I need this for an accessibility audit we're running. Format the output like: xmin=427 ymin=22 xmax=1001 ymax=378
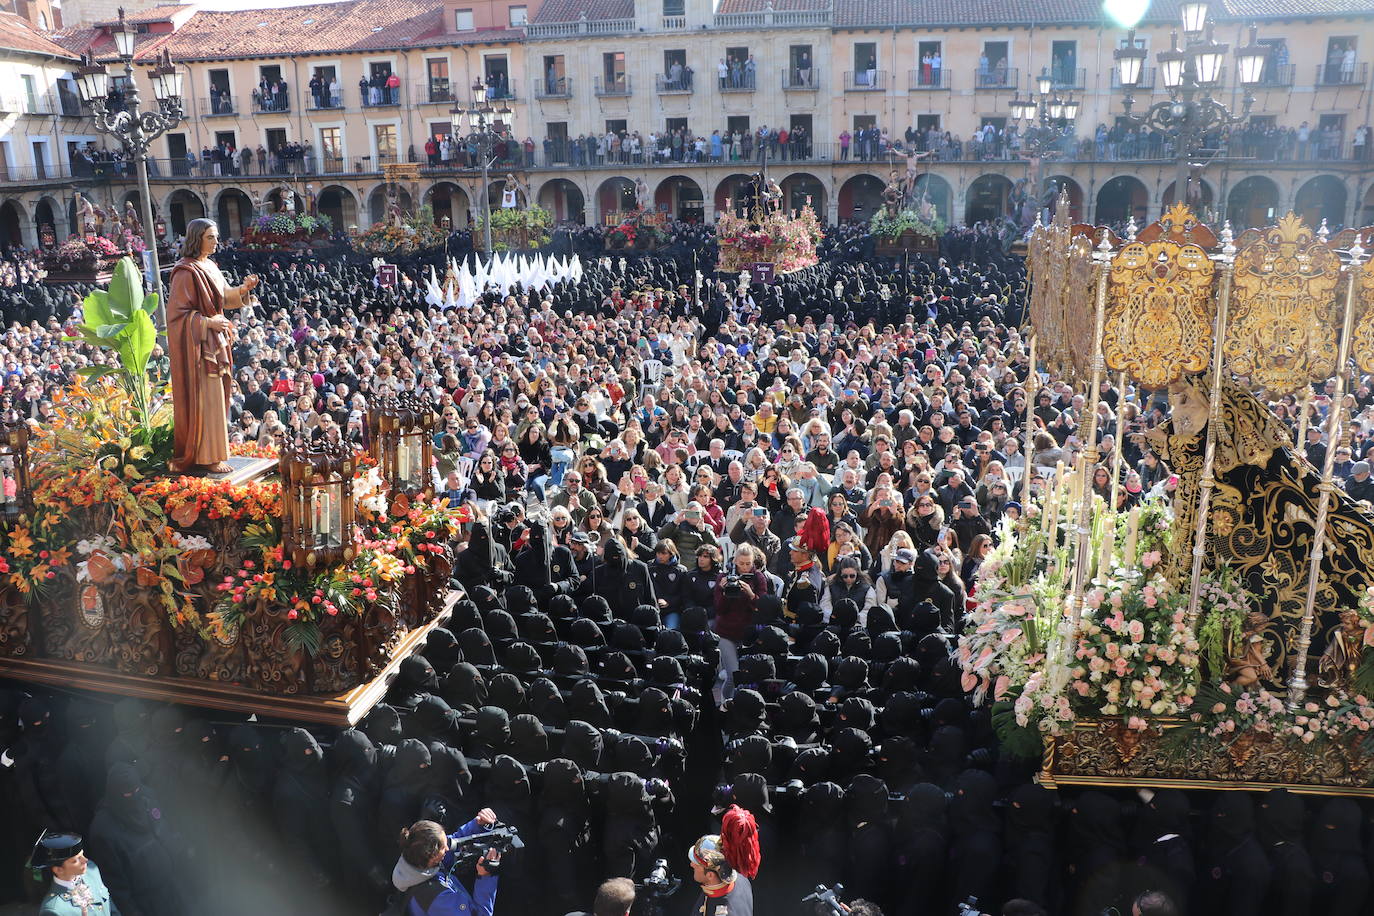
xmin=166 ymin=218 xmax=258 ymax=474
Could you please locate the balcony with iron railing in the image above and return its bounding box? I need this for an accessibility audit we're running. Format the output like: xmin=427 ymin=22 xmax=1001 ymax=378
xmin=1044 ymin=67 xmax=1086 ymax=90
xmin=2 ymin=95 xmax=52 ymax=115
xmin=594 ymin=75 xmax=631 ymax=97
xmin=908 ymin=68 xmax=949 ymax=90
xmin=33 ymin=133 xmax=1370 ymax=190
xmin=307 ymin=87 xmax=346 ymax=110
xmin=57 ymin=92 xmax=85 ymax=117
xmin=719 ymin=71 xmax=756 ymax=92
xmin=1316 ymin=62 xmax=1367 ymax=88
xmin=974 ymin=66 xmax=1018 ymax=90
xmin=843 ymin=70 xmax=887 ymax=91
xmin=782 ymin=67 xmax=818 ymax=90
xmin=199 ymin=96 xmax=237 ymax=117
xmin=361 ymin=84 xmax=404 ymax=108
xmin=1111 ymin=67 xmax=1156 ymax=90
xmin=656 ymin=73 xmax=693 ymax=94
xmin=535 ymin=76 xmax=573 ymax=99
xmin=1253 ymin=63 xmax=1295 ymax=88
xmin=484 ymin=80 xmax=518 ymax=102
xmin=252 ymin=92 xmax=290 ymax=114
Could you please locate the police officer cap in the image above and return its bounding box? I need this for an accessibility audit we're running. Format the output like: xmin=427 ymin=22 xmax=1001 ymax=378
xmin=28 ymin=831 xmax=82 ymax=869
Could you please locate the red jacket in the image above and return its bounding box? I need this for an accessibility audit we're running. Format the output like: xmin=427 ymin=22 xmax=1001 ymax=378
xmin=713 ymin=570 xmax=768 ymax=642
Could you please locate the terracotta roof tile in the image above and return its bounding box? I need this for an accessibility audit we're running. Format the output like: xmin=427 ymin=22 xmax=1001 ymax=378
xmin=531 ymin=0 xmax=634 ymax=24
xmin=0 ymin=11 xmax=82 ymax=58
xmin=835 ymin=0 xmax=1374 ymax=26
xmin=94 ymin=4 xmax=195 ymax=25
xmin=147 ymin=0 xmax=485 ymax=61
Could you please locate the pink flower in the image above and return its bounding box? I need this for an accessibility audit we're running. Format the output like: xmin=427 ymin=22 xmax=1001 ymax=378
xmin=1127 ymin=716 xmax=1147 ymax=731
xmin=1141 ymin=551 xmax=1160 ymax=569
xmin=1073 ymin=681 xmax=1091 ymax=696
xmin=961 ymin=671 xmax=979 ymax=693
xmin=993 ymin=675 xmax=1011 ymax=700
xmin=1113 ymin=657 xmax=1129 ymax=677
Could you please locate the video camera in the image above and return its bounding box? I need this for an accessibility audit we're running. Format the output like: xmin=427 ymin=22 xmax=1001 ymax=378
xmin=445 ymin=823 xmax=524 ymax=876
xmin=802 ymin=883 xmax=847 ymax=916
xmin=956 ymin=897 xmax=986 ymax=916
xmin=640 ymin=858 xmax=680 ymax=897
xmin=632 ymin=857 xmax=681 ymax=916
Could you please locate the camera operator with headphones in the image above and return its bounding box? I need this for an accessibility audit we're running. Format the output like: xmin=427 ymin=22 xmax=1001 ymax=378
xmin=391 ymin=808 xmax=501 ymax=916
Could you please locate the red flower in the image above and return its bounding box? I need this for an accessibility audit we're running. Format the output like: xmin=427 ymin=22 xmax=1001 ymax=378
xmin=287 ymin=609 xmax=298 ymax=620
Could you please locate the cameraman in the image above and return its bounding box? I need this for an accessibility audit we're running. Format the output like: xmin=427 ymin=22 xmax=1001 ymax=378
xmin=392 ymin=809 xmax=501 ymax=916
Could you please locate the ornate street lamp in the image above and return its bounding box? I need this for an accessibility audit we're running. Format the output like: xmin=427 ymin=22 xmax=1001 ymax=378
xmin=450 ymin=77 xmax=512 ymax=256
xmin=1008 ymin=71 xmax=1080 ymax=219
xmin=71 ymin=10 xmax=184 ymax=311
xmin=1114 ymin=10 xmax=1267 ymax=217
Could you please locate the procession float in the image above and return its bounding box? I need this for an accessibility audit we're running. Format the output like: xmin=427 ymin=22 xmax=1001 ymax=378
xmin=715 ymin=169 xmax=822 ymax=278
xmin=869 ymin=166 xmax=944 ymax=256
xmin=0 ymin=258 xmax=459 ymax=724
xmin=41 ymin=192 xmax=161 ymax=284
xmin=963 ymin=200 xmax=1374 ymax=794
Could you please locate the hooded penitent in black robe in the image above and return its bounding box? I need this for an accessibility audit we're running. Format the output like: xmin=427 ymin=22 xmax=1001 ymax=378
xmin=894 ymin=783 xmax=948 ymax=916
xmin=87 ymin=762 xmax=189 ymax=916
xmin=1309 ymin=797 xmax=1367 ymax=916
xmin=1256 ymin=788 xmax=1312 ymax=916
xmin=330 ymin=728 xmax=388 ymax=896
xmin=271 ymin=728 xmax=335 ymax=880
xmin=454 ymin=520 xmax=515 ymax=592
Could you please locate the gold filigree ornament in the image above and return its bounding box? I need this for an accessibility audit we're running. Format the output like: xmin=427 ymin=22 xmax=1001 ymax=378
xmin=1063 ymin=232 xmax=1098 ymax=383
xmin=1104 ymin=206 xmax=1216 ymax=389
xmin=1352 ymin=255 xmax=1374 ymax=374
xmin=1224 ymin=213 xmax=1342 ymax=396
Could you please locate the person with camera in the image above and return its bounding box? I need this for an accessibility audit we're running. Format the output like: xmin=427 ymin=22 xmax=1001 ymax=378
xmin=713 ymin=544 xmax=769 ymax=703
xmin=392 ymin=809 xmax=501 ymax=916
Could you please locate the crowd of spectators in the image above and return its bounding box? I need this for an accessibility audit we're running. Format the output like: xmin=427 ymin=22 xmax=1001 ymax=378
xmin=2 ymin=219 xmax=1374 ymax=916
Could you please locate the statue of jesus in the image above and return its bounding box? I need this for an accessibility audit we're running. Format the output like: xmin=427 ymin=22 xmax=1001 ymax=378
xmin=166 ymin=218 xmax=258 ymax=474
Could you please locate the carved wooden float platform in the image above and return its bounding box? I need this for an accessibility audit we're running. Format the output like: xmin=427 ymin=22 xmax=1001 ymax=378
xmin=1041 ymin=717 xmax=1374 ymax=798
xmin=0 ymin=590 xmax=453 ymax=726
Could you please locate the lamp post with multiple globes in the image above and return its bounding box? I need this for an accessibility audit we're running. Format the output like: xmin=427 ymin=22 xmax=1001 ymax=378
xmin=1113 ymin=4 xmax=1269 ymax=216
xmin=73 ymin=9 xmax=184 ymax=303
xmin=451 ymin=77 xmax=512 ymax=256
xmin=1008 ymin=73 xmax=1081 ymax=221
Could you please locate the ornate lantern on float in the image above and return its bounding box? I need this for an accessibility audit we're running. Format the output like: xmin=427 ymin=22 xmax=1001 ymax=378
xmin=369 ymin=392 xmax=437 ymax=500
xmin=0 ymin=419 xmax=31 ymax=520
xmin=280 ymin=438 xmax=356 ymax=569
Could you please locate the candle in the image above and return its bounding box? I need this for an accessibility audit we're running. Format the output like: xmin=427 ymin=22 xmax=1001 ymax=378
xmin=1124 ymin=506 xmax=1140 ymax=569
xmin=325 ymin=487 xmax=340 ymax=545
xmin=397 ymin=437 xmax=412 ymax=485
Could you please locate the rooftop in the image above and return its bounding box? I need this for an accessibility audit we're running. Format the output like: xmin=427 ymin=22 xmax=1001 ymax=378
xmin=832 ymin=0 xmax=1374 ymax=26
xmin=530 ymin=0 xmax=633 ymax=23
xmin=0 ymin=10 xmax=82 ymax=59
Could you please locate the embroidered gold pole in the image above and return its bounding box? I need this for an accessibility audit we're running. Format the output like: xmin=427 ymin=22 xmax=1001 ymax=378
xmin=1068 ymin=232 xmax=1114 ymax=626
xmin=1108 ymin=370 xmax=1127 ymax=512
xmin=1289 ymin=239 xmax=1366 ymax=709
xmin=1023 ymin=335 xmax=1037 ymax=511
xmin=1185 ymin=224 xmax=1236 ymax=628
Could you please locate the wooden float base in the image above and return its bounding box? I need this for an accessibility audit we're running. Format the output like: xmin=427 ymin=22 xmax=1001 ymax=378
xmin=0 ymin=592 xmax=453 ymax=726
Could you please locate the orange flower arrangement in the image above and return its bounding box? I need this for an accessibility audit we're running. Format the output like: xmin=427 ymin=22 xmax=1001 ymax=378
xmin=134 ymin=477 xmax=283 ymax=525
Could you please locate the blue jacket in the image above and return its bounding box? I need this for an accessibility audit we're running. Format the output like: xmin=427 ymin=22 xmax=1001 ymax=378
xmin=404 ymin=820 xmax=498 ymax=916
